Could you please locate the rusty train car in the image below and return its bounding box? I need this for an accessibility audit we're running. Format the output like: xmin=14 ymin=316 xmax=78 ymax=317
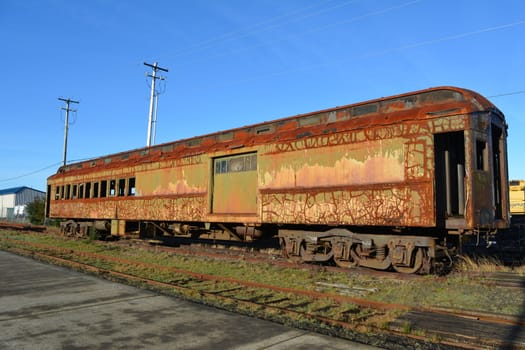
xmin=46 ymin=86 xmax=510 ymax=273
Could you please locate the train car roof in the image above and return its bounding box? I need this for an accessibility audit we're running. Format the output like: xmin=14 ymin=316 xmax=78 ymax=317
xmin=49 ymin=86 xmax=504 ymax=179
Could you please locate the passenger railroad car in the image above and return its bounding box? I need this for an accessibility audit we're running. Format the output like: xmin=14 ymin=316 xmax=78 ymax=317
xmin=47 ymin=86 xmax=509 ymax=273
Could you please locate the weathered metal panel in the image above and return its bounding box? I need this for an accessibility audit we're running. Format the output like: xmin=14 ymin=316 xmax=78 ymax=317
xmin=261 ymin=184 xmax=432 ymax=226
xmin=255 ymin=111 xmax=472 ymax=228
xmin=257 ymin=117 xmax=441 ymax=227
xmin=49 ymin=195 xmax=208 ymax=222
xmin=260 ymin=138 xmax=405 ymax=189
xmin=137 ymin=164 xmax=207 ymax=196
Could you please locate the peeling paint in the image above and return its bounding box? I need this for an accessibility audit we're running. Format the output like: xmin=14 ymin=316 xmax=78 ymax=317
xmin=261 ymin=139 xmax=405 ymax=189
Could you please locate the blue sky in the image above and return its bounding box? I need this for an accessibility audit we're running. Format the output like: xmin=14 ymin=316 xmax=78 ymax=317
xmin=1 ymin=0 xmax=524 ymax=191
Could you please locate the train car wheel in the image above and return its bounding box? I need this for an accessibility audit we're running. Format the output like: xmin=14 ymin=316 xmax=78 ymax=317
xmin=334 ymin=244 xmax=358 ymax=268
xmin=334 ymin=256 xmax=357 ymax=268
xmin=392 ymin=247 xmax=424 ymax=274
xmin=280 ymin=237 xmax=302 ymax=263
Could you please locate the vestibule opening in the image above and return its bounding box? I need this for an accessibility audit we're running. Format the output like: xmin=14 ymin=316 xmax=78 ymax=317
xmin=434 ymin=131 xmax=466 ymax=226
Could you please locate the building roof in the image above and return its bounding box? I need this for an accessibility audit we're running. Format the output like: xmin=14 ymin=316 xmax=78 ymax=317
xmin=0 ymin=186 xmax=45 ymax=196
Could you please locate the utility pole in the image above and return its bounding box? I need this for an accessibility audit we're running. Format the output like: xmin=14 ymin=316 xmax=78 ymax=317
xmin=58 ymin=97 xmax=79 ymax=166
xmin=144 ymin=62 xmax=168 ymax=147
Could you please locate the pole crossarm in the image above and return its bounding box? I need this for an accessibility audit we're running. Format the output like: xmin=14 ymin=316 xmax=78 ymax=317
xmin=144 ymin=62 xmax=169 ymax=73
xmin=58 ymin=97 xmax=80 ymax=105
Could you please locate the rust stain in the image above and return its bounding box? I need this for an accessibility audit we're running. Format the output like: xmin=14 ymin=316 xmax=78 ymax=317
xmin=50 ymin=195 xmax=208 ymax=221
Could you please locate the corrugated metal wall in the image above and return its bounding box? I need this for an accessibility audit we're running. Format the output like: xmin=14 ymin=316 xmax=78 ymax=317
xmin=15 ymin=188 xmax=44 ymax=206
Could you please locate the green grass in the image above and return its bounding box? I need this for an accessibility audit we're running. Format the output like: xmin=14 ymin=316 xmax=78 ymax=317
xmin=2 ymin=229 xmax=525 ymax=317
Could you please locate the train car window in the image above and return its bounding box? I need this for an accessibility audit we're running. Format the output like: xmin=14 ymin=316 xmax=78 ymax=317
xmin=118 ymin=179 xmax=126 ymax=196
xmin=72 ymin=185 xmax=77 ymax=199
xmin=476 ymin=140 xmax=488 ymax=171
xmin=128 ymin=177 xmax=136 ymax=196
xmin=187 ymin=138 xmax=202 ymax=147
xmin=229 ymin=157 xmax=244 ymax=172
xmin=214 ymin=153 xmax=257 ymax=174
xmin=85 ymin=183 xmax=91 ymax=199
xmin=220 ymin=160 xmax=228 ymax=173
xmin=66 ymin=185 xmax=71 ymax=199
xmin=100 ymin=180 xmax=107 ymax=198
xmin=352 ymin=103 xmax=378 ymax=116
xmin=256 ymin=125 xmax=273 ymax=134
xmin=218 ymin=131 xmax=234 ymax=141
xmin=78 ymin=184 xmax=84 ymax=199
xmin=61 ymin=186 xmax=65 ymax=200
xmin=93 ymin=182 xmax=99 ymax=198
xmin=298 ymin=115 xmax=320 ymax=127
xmin=246 ymin=154 xmax=257 ymax=171
xmin=109 ymin=180 xmax=116 ymax=196
xmin=55 ymin=186 xmax=60 ymax=200
xmin=216 ymin=159 xmax=226 ymax=174
xmin=420 ymin=90 xmax=463 ymax=103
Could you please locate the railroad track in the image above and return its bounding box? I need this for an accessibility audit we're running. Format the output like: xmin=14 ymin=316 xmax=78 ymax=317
xmin=118 ymin=237 xmax=424 ymax=282
xmin=0 ymin=221 xmax=46 ymax=232
xmin=474 ymin=271 xmax=525 ymax=289
xmin=2 ymin=233 xmax=525 ymax=349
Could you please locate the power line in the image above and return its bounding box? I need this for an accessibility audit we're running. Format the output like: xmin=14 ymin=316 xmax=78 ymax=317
xmin=0 ymin=155 xmax=102 ymax=183
xmin=488 ymin=90 xmax=525 ymax=98
xmin=170 ymin=0 xmax=355 ymax=58
xmin=365 ymin=20 xmax=525 ymax=57
xmin=174 ymin=0 xmax=422 ymax=66
xmin=0 ymin=162 xmax=63 ymax=183
xmin=190 ymin=20 xmax=525 ymax=91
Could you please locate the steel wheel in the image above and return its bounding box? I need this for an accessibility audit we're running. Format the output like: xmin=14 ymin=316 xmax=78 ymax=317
xmin=280 ymin=238 xmax=302 ymax=262
xmin=334 ymin=244 xmax=358 ymax=268
xmin=392 ymin=247 xmax=424 ymax=274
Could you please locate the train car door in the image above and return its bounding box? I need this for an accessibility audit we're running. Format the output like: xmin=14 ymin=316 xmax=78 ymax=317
xmin=212 ymin=153 xmax=258 ymax=214
xmin=434 ymin=131 xmax=466 ymax=228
